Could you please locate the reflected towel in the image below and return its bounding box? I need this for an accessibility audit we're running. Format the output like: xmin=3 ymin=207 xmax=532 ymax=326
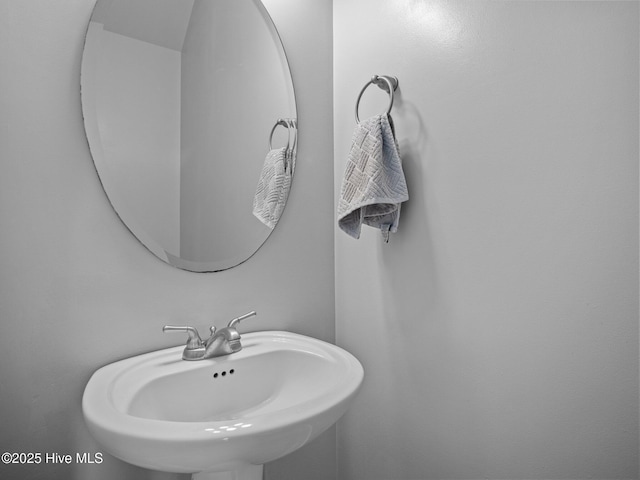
xmin=338 ymin=114 xmax=408 ymax=241
xmin=253 ymin=147 xmax=292 ymax=229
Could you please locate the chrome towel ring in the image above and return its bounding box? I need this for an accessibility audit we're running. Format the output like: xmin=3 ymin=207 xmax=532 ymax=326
xmin=269 ymin=118 xmax=297 ymax=151
xmin=355 ymin=75 xmax=399 ymax=124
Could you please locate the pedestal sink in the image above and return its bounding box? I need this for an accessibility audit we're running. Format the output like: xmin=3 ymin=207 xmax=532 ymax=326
xmin=82 ymin=331 xmax=364 ymax=480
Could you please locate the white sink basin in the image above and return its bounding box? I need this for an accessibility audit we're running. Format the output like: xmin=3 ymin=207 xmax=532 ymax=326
xmin=82 ymin=331 xmax=363 ymax=478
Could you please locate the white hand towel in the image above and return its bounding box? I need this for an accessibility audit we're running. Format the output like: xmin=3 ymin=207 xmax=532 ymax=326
xmin=253 ymin=147 xmax=292 ymax=229
xmin=338 ymin=114 xmax=408 ymax=241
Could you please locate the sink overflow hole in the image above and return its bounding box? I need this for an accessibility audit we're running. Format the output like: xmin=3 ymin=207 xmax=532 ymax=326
xmin=213 ymin=369 xmax=235 ymax=379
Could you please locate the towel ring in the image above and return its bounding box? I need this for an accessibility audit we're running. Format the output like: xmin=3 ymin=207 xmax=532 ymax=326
xmin=355 ymin=75 xmax=399 ymax=124
xmin=269 ymin=119 xmax=291 ymax=151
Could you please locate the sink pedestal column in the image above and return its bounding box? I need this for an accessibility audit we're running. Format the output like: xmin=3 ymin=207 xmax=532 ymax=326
xmin=193 ymin=464 xmax=263 ymax=480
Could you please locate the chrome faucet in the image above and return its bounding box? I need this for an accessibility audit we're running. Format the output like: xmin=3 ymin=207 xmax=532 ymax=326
xmin=163 ymin=311 xmax=256 ymax=361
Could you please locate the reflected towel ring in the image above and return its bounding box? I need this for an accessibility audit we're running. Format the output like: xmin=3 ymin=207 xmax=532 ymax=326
xmin=286 ymin=119 xmax=298 ymax=153
xmin=268 ymin=118 xmax=297 ymax=174
xmin=269 ymin=119 xmax=291 ymax=151
xmin=355 ymin=75 xmax=399 ymax=124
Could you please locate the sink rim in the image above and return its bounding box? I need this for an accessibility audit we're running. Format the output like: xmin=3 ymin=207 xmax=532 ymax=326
xmin=83 ymin=330 xmax=364 ymax=444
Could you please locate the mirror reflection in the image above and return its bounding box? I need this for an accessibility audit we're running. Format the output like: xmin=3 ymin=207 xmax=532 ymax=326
xmin=82 ymin=0 xmax=297 ymax=272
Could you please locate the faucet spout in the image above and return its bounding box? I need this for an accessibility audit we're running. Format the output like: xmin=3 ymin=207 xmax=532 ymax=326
xmin=203 ymin=327 xmax=242 ymax=358
xmin=212 ymin=326 xmax=241 ymax=343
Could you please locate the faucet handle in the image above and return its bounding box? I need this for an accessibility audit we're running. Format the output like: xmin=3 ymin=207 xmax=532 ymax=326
xmin=227 ymin=311 xmax=257 ymax=329
xmin=162 ymin=325 xmax=204 ymax=349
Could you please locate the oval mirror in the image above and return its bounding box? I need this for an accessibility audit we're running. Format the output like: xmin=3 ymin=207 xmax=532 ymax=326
xmin=81 ymin=0 xmax=297 ymax=272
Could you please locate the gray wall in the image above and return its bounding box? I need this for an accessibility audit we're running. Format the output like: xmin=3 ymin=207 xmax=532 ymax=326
xmin=0 ymin=1 xmax=334 ymax=479
xmin=334 ymin=1 xmax=639 ymax=479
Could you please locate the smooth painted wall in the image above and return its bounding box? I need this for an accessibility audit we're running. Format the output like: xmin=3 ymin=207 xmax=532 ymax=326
xmin=334 ymin=1 xmax=639 ymax=479
xmin=0 ymin=1 xmax=333 ymax=480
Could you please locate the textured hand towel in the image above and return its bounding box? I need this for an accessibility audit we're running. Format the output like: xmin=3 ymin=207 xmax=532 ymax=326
xmin=253 ymin=147 xmax=292 ymax=229
xmin=338 ymin=114 xmax=408 ymax=241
